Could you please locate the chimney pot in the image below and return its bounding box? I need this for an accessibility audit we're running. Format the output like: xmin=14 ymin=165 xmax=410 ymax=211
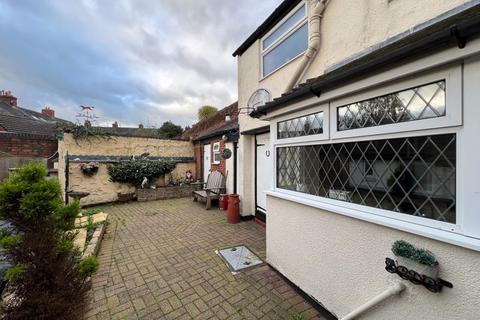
xmin=0 ymin=90 xmax=17 ymax=107
xmin=138 ymin=124 xmax=144 ymax=129
xmin=41 ymin=107 xmax=55 ymax=118
xmin=112 ymin=121 xmax=119 ymax=128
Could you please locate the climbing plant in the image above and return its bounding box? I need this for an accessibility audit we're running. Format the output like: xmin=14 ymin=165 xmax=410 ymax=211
xmin=108 ymin=159 xmax=176 ymax=187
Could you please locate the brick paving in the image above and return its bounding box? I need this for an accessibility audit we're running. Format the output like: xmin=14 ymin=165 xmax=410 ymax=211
xmin=84 ymin=198 xmax=324 ymax=320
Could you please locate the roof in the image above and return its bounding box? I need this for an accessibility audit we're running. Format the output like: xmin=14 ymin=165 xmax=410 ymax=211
xmin=233 ymin=0 xmax=301 ymax=57
xmin=183 ymin=102 xmax=238 ymax=140
xmin=194 ymin=121 xmax=239 ymax=141
xmin=0 ymin=101 xmax=68 ymax=138
xmin=251 ymin=2 xmax=480 ymax=117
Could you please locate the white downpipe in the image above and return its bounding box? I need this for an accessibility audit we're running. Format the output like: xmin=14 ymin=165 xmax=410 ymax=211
xmin=284 ymin=0 xmax=329 ymax=93
xmin=339 ymin=282 xmax=406 ymax=320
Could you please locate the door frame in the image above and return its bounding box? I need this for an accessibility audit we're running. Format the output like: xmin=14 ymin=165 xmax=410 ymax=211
xmin=203 ymin=143 xmax=211 ymax=182
xmin=254 ymin=131 xmax=271 ymax=223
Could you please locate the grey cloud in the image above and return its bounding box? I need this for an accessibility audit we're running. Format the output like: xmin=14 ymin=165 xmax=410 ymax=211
xmin=0 ymin=0 xmax=282 ymax=127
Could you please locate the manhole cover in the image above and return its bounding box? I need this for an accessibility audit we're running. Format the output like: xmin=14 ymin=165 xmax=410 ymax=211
xmin=216 ymin=246 xmax=263 ymax=272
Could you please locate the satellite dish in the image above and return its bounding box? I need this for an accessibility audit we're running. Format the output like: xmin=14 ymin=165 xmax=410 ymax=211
xmin=247 ymin=89 xmax=271 ymax=111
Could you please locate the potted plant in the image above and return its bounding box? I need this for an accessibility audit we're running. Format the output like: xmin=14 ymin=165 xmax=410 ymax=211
xmin=392 ymin=240 xmax=439 ymax=278
xmin=79 ymin=162 xmax=100 ymax=177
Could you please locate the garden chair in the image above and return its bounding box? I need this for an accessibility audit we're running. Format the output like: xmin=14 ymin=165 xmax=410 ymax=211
xmin=192 ymin=171 xmax=227 ymax=210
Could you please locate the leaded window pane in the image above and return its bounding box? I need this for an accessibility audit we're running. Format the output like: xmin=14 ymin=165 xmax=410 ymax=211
xmin=277 ymin=134 xmax=456 ymax=223
xmin=278 ymin=112 xmax=324 ymax=139
xmin=337 ymin=81 xmax=446 ymax=131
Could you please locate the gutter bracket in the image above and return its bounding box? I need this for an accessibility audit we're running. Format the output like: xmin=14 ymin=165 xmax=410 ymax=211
xmin=309 ymin=86 xmax=321 ymax=97
xmin=450 ymin=25 xmax=466 ymax=49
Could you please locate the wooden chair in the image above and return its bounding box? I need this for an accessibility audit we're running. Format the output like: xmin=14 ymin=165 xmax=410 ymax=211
xmin=193 ymin=171 xmax=227 ymax=209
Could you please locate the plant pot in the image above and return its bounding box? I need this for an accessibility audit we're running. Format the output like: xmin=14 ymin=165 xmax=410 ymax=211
xmin=117 ymin=192 xmax=135 ymax=203
xmin=395 ymin=255 xmax=439 ymax=278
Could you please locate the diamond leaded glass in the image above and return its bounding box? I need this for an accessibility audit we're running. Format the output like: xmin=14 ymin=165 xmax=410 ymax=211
xmin=278 ymin=112 xmax=323 ymax=139
xmin=338 ymin=81 xmax=446 ymax=131
xmin=277 ymin=134 xmax=456 ymax=223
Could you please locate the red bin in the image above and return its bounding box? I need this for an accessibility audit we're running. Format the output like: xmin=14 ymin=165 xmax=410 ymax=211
xmin=227 ymin=194 xmax=240 ymax=224
xmin=219 ymin=194 xmax=229 ymax=210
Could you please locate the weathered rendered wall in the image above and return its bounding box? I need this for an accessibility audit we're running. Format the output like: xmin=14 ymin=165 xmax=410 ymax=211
xmin=236 ymin=0 xmax=471 ymax=215
xmin=58 ymin=133 xmax=196 ymax=206
xmin=267 ymin=196 xmax=480 ymax=320
xmin=61 ymin=134 xmax=193 ymax=158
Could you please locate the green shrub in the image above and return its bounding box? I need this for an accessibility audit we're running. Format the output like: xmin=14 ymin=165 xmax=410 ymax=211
xmin=4 ymin=264 xmax=28 ymax=283
xmin=412 ymin=248 xmax=437 ymax=266
xmin=391 ymin=240 xmax=416 ymax=259
xmin=82 ymin=207 xmax=102 ymax=216
xmin=0 ymin=162 xmax=95 ymax=319
xmin=392 ymin=240 xmax=438 ymax=266
xmin=79 ymin=256 xmax=99 ymax=276
xmin=108 ymin=159 xmax=176 ymax=187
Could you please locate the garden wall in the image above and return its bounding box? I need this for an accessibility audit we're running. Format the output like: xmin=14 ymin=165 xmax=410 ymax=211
xmin=57 ymin=133 xmax=196 ymax=206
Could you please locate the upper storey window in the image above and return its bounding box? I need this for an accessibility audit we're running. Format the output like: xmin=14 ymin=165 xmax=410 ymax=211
xmin=262 ymin=3 xmax=308 ymax=77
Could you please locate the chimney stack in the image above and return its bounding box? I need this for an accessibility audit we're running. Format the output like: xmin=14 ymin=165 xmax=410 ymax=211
xmin=112 ymin=121 xmax=119 ymax=128
xmin=0 ymin=90 xmax=17 ymax=107
xmin=41 ymin=107 xmax=55 ymax=118
xmin=138 ymin=124 xmax=144 ymax=129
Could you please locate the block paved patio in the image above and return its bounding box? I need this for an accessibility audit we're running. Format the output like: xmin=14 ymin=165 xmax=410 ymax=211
xmin=84 ymin=198 xmax=325 ymax=320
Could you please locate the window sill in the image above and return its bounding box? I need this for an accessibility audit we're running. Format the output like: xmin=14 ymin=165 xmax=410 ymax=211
xmin=266 ymin=190 xmax=480 ymax=252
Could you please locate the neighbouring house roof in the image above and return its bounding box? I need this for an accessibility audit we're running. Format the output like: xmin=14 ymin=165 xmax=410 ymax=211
xmin=0 ymin=101 xmax=68 ymax=139
xmin=194 ymin=121 xmax=239 ymax=142
xmin=233 ymin=0 xmax=301 ymax=57
xmin=251 ymin=2 xmax=480 ymax=117
xmin=183 ymin=102 xmax=238 ymax=141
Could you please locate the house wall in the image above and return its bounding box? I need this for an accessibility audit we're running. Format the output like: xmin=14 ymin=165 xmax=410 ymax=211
xmin=0 ymin=133 xmax=58 ymax=166
xmin=267 ymin=196 xmax=480 ymax=320
xmin=236 ymin=0 xmax=471 ymax=216
xmin=260 ymin=26 xmax=480 ymax=320
xmin=198 ymin=138 xmax=236 ymax=194
xmin=57 ymin=133 xmax=196 ymax=206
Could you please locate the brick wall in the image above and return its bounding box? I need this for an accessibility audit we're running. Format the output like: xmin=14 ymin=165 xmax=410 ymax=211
xmin=209 ymin=139 xmax=226 ymax=175
xmin=0 ymin=133 xmax=57 ymax=166
xmin=193 ymin=142 xmax=202 ymax=180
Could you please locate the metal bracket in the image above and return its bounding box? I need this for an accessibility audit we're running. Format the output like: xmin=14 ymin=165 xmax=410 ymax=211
xmin=450 ymin=26 xmax=466 ymax=49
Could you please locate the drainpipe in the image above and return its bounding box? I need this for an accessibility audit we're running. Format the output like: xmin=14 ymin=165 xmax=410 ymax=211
xmin=339 ymin=282 xmax=406 ymax=320
xmin=285 ymin=0 xmax=329 ymax=93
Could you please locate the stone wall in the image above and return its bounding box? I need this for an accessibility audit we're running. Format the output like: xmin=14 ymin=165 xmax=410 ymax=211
xmin=137 ymin=185 xmax=201 ymax=202
xmin=58 ymin=133 xmax=196 ymax=206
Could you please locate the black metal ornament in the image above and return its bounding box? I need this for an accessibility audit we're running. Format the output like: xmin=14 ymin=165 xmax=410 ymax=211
xmin=385 ymin=258 xmax=453 ymax=293
xmin=221 ymin=148 xmax=232 ymax=159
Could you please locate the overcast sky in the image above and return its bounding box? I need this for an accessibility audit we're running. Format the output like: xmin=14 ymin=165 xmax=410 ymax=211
xmin=0 ymin=0 xmax=281 ymax=127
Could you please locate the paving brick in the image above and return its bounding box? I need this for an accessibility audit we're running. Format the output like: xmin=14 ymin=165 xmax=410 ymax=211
xmin=83 ymin=199 xmax=325 ymax=320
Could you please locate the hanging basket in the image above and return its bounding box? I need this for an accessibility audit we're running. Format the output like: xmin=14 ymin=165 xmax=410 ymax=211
xmin=79 ymin=162 xmax=100 ymax=177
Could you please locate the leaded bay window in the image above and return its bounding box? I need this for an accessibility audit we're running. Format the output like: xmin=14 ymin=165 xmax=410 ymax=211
xmin=337 ymin=81 xmax=446 ymax=131
xmin=277 ymin=134 xmax=456 ymax=223
xmin=272 ymin=66 xmax=464 ymax=233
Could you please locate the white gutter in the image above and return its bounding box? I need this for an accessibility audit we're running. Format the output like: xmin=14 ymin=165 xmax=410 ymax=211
xmin=284 ymin=0 xmax=329 ymax=93
xmin=339 ymin=282 xmax=406 ymax=320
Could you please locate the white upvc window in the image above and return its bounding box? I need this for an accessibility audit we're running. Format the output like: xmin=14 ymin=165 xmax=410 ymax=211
xmin=261 ymin=2 xmax=308 ymax=78
xmin=212 ymin=142 xmax=221 ymax=164
xmin=269 ymin=64 xmax=480 ymax=250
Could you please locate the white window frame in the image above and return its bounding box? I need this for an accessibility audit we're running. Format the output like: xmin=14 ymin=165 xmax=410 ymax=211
xmin=212 ymin=142 xmax=221 ymax=164
xmin=260 ymin=1 xmax=308 ymax=79
xmin=331 ymin=67 xmax=462 ymax=140
xmin=270 ymin=64 xmax=475 ymax=247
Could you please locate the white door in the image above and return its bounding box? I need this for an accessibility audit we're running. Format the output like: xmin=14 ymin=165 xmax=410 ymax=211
xmin=256 ymin=133 xmax=272 ymax=213
xmin=203 ymin=144 xmax=211 ymax=182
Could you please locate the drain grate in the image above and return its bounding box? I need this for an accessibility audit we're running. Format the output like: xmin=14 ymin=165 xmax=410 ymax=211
xmin=216 ymin=245 xmax=263 ymax=272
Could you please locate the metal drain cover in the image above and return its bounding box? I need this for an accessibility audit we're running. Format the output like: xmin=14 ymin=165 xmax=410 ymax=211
xmin=216 ymin=246 xmax=263 ymax=272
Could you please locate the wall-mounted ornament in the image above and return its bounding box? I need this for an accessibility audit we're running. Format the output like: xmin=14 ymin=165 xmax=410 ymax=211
xmin=222 ymin=148 xmax=232 ymax=159
xmin=385 ymin=240 xmax=453 ymax=293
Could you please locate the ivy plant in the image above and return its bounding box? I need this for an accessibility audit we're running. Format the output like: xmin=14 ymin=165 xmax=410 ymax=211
xmin=108 ymin=159 xmax=176 ymax=188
